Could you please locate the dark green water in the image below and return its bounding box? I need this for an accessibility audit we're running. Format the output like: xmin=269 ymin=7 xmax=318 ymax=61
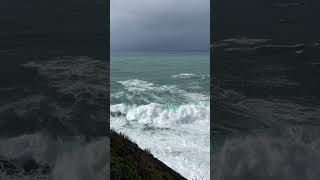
xmin=211 ymin=1 xmax=320 ymax=178
xmin=0 ymin=0 xmax=108 ymax=179
xmin=211 ymin=38 xmax=320 ymax=179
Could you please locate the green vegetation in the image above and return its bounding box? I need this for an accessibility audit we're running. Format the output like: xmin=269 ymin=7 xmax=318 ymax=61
xmin=111 ymin=154 xmax=142 ymax=180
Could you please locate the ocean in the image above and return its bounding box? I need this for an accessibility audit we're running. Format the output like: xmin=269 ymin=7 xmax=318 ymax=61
xmin=0 ymin=0 xmax=108 ymax=179
xmin=211 ymin=38 xmax=320 ymax=179
xmin=0 ymin=55 xmax=109 ymax=180
xmin=210 ymin=0 xmax=320 ymax=179
xmin=110 ymin=51 xmax=210 ymax=180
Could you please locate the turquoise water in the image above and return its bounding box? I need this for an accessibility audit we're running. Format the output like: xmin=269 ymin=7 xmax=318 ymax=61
xmin=111 ymin=51 xmax=210 ymax=104
xmin=110 ymin=51 xmax=210 ymax=180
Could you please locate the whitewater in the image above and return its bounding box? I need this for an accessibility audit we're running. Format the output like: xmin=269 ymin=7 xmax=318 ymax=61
xmin=110 ymin=51 xmax=210 ymax=180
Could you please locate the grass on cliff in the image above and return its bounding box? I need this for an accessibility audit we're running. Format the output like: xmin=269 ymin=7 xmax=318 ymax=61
xmin=110 ymin=129 xmax=186 ymax=180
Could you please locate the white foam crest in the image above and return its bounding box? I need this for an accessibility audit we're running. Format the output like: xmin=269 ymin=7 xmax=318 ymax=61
xmin=111 ymin=103 xmax=209 ymax=126
xmin=112 ymin=79 xmax=210 ymax=179
xmin=52 ymin=138 xmax=108 ymax=180
xmin=110 ymin=103 xmax=127 ymax=114
xmin=111 ymin=102 xmax=210 ymax=179
xmin=22 ymin=57 xmax=108 ymax=106
xmin=0 ymin=134 xmax=109 ymax=180
xmin=171 ymin=73 xmax=210 ymax=79
xmin=117 ymin=79 xmax=155 ymax=92
xmin=212 ymin=127 xmax=320 ymax=180
xmin=116 ymin=79 xmax=209 ymax=102
xmin=0 ymin=134 xmax=51 ymax=164
xmin=118 ymin=79 xmax=184 ymax=95
xmin=171 ymin=73 xmax=195 ymax=78
xmin=128 ymin=103 xmax=209 ymax=126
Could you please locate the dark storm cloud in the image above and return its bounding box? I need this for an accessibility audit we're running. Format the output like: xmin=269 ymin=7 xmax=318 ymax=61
xmin=111 ymin=0 xmax=210 ymax=51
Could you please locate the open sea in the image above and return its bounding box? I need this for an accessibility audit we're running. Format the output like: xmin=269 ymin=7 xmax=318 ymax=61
xmin=0 ymin=0 xmax=108 ymax=178
xmin=110 ymin=51 xmax=210 ymax=180
xmin=211 ymin=37 xmax=320 ymax=179
xmin=0 ymin=54 xmax=108 ymax=180
xmin=211 ymin=0 xmax=320 ymax=178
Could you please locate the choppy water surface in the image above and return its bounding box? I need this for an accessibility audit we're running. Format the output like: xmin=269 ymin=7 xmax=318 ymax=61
xmin=0 ymin=56 xmax=108 ymax=180
xmin=110 ymin=51 xmax=210 ymax=180
xmin=211 ymin=37 xmax=320 ymax=179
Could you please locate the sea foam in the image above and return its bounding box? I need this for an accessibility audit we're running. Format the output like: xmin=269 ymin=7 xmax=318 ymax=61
xmin=0 ymin=134 xmax=108 ymax=180
xmin=111 ymin=102 xmax=210 ymax=179
xmin=111 ymin=78 xmax=210 ymax=179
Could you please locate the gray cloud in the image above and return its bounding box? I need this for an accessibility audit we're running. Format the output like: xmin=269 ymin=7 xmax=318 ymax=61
xmin=111 ymin=0 xmax=210 ymax=51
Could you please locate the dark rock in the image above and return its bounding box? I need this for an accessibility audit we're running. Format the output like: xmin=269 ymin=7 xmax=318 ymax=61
xmin=111 ymin=111 xmax=125 ymax=117
xmin=0 ymin=159 xmax=19 ymax=175
xmin=41 ymin=165 xmax=51 ymax=174
xmin=110 ymin=130 xmax=186 ymax=180
xmin=23 ymin=159 xmax=40 ymax=175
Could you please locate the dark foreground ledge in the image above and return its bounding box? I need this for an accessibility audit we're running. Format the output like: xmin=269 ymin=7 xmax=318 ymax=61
xmin=111 ymin=130 xmax=186 ymax=180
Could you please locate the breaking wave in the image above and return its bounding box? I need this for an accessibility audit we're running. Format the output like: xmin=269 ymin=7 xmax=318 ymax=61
xmin=212 ymin=126 xmax=320 ymax=180
xmin=171 ymin=73 xmax=210 ymax=79
xmin=1 ymin=56 xmax=109 ymax=179
xmin=0 ymin=133 xmax=109 ymax=180
xmin=112 ymin=79 xmax=209 ymax=105
xmin=111 ymin=102 xmax=209 ymax=127
xmin=111 ymin=81 xmax=210 ymax=179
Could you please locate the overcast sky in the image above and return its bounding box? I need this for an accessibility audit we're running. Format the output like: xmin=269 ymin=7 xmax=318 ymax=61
xmin=111 ymin=0 xmax=210 ymax=51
